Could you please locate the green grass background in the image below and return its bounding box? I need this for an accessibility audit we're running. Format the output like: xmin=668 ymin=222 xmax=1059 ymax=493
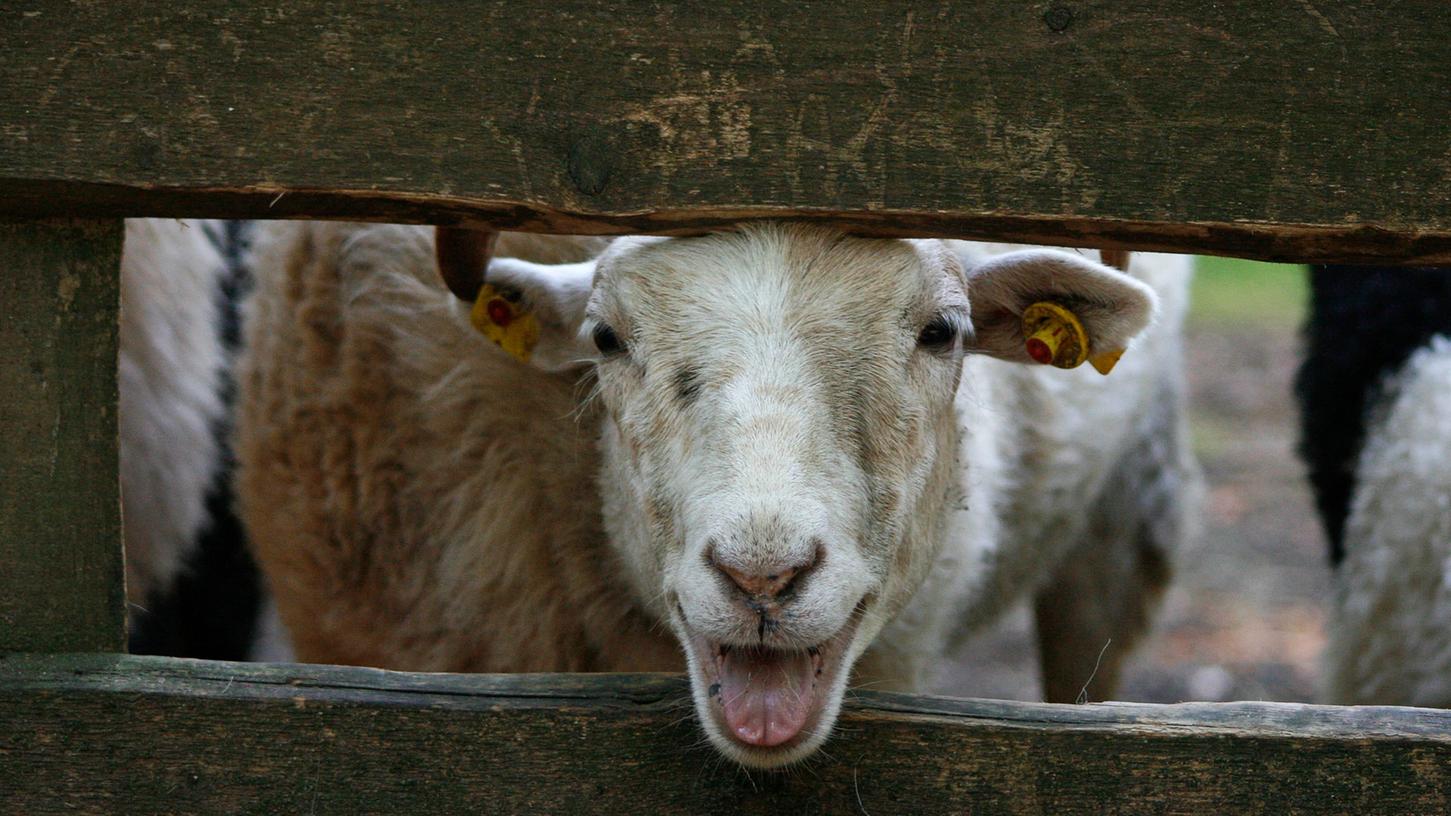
xmin=1187 ymin=256 xmax=1308 ymax=459
xmin=1191 ymin=257 xmax=1307 ymax=327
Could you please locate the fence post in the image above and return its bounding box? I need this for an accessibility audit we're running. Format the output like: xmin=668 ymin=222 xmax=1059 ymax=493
xmin=0 ymin=219 xmax=125 ymax=653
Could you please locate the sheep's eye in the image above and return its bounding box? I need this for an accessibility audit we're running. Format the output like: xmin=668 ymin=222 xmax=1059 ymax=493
xmin=592 ymin=323 xmax=625 ymax=356
xmin=917 ymin=315 xmax=958 ymax=349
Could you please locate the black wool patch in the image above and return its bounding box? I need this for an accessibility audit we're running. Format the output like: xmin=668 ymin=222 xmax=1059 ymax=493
xmin=1296 ymin=264 xmax=1451 ymax=565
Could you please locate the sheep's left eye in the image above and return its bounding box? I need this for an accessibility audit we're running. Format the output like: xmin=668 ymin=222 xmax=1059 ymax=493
xmin=917 ymin=315 xmax=958 ymax=348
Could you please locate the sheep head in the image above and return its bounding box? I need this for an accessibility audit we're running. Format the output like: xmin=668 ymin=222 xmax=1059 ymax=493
xmin=437 ymin=223 xmax=1156 ymax=768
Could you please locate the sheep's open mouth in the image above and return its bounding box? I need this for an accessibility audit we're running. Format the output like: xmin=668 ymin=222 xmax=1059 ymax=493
xmin=710 ymin=643 xmax=821 ymax=747
xmin=683 ymin=606 xmax=864 ymax=758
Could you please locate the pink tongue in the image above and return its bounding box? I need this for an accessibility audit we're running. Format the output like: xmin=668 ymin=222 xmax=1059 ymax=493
xmin=717 ymin=647 xmax=817 ymax=747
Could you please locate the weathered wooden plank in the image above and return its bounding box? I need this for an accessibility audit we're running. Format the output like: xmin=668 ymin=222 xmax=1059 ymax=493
xmin=3 ymin=2 xmax=1449 ymax=263
xmin=0 ymin=221 xmax=124 ymax=653
xmin=3 ymin=654 xmax=1449 ymax=814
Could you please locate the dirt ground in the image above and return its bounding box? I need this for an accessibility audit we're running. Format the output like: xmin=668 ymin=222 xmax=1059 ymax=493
xmin=935 ymin=265 xmax=1330 ymax=704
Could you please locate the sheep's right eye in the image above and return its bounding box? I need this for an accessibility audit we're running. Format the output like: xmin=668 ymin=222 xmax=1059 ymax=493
xmin=592 ymin=323 xmax=625 ymax=356
xmin=917 ymin=314 xmax=959 ymax=349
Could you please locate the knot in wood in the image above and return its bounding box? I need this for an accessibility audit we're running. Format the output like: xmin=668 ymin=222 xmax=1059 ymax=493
xmin=567 ymin=132 xmax=615 ymax=197
xmin=1043 ymin=4 xmax=1074 ymax=32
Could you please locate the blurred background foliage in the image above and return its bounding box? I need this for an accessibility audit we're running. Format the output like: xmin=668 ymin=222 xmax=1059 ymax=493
xmin=1192 ymin=256 xmax=1307 ymax=327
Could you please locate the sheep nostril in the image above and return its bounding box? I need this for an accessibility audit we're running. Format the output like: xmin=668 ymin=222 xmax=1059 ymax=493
xmin=709 ymin=544 xmax=821 ymax=601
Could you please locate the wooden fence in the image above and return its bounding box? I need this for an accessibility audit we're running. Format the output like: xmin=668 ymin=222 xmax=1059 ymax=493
xmin=2 ymin=3 xmax=1450 ymax=813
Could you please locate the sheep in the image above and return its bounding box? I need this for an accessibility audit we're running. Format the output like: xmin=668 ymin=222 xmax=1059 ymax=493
xmin=1297 ymin=264 xmax=1451 ymax=706
xmin=235 ymin=220 xmax=1197 ymax=767
xmin=118 ymin=218 xmax=287 ymax=661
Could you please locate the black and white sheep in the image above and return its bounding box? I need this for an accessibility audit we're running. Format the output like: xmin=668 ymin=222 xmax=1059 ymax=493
xmin=1297 ymin=264 xmax=1451 ymax=706
xmin=119 ymin=219 xmax=285 ymax=661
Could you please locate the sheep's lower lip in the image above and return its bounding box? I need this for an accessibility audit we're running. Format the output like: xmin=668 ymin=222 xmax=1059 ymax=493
xmin=683 ymin=606 xmax=863 ymax=759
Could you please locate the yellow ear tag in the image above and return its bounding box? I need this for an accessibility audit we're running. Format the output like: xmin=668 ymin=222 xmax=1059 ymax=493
xmin=1022 ymin=301 xmax=1090 ymax=369
xmin=1088 ymin=348 xmax=1125 ymax=376
xmin=470 ymin=283 xmax=540 ymax=364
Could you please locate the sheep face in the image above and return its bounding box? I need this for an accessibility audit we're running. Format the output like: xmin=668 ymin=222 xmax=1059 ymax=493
xmin=478 ymin=223 xmax=1156 ymax=768
xmin=584 ymin=225 xmax=968 ymax=767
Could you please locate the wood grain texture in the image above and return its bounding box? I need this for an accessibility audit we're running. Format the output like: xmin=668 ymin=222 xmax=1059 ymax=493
xmin=2 ymin=2 xmax=1449 ymax=262
xmin=3 ymin=653 xmax=1450 ymax=814
xmin=0 ymin=221 xmax=124 ymax=653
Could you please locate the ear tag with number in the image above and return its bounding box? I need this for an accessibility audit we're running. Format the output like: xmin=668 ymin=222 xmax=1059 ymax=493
xmin=470 ymin=283 xmax=540 ymax=363
xmin=1021 ymin=301 xmax=1125 ymax=376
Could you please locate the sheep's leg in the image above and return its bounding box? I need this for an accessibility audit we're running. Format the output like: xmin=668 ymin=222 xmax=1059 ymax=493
xmin=1034 ymin=383 xmax=1196 ymax=704
xmin=1033 ymin=522 xmax=1170 ymax=703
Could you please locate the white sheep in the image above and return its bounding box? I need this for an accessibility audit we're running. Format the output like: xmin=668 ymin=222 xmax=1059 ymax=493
xmin=235 ymin=221 xmax=1197 ymax=767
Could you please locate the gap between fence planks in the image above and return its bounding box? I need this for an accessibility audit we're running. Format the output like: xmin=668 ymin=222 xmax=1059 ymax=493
xmin=3 ymin=2 xmax=1450 ymax=263
xmin=2 ymin=653 xmax=1450 ymax=815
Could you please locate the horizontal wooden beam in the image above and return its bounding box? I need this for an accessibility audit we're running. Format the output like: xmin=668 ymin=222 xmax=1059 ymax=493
xmin=3 ymin=2 xmax=1449 ymax=263
xmin=0 ymin=222 xmax=124 ymax=653
xmin=3 ymin=654 xmax=1450 ymax=814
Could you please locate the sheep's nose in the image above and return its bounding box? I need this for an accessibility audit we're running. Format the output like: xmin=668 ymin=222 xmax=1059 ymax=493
xmin=709 ymin=543 xmax=821 ymax=601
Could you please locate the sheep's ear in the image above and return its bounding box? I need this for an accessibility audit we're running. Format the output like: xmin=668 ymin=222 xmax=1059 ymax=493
xmin=480 ymin=256 xmax=598 ymax=371
xmin=959 ymin=248 xmax=1158 ymax=372
xmin=435 ymin=227 xmax=598 ymax=372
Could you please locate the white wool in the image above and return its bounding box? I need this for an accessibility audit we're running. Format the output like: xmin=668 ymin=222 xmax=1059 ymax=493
xmin=868 ymin=246 xmax=1197 ymax=689
xmin=118 ymin=219 xmax=228 ymax=608
xmin=1324 ymin=336 xmax=1451 ymax=706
